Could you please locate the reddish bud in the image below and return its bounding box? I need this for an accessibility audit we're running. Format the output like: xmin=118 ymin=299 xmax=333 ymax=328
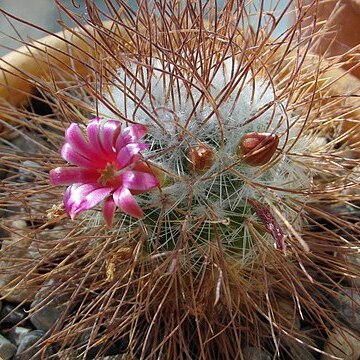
xmin=238 ymin=132 xmax=279 ymax=166
xmin=187 ymin=145 xmax=215 ymax=173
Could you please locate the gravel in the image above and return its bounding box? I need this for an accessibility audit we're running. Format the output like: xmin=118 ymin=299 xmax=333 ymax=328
xmin=0 ymin=334 xmax=17 ymax=360
xmin=15 ymin=330 xmax=54 ymax=360
xmin=0 ymin=304 xmax=27 ymax=327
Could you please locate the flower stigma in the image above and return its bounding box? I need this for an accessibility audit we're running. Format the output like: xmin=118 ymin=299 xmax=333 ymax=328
xmin=98 ymin=162 xmax=120 ymax=186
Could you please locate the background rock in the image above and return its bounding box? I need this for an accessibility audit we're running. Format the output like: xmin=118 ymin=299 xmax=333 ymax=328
xmin=6 ymin=327 xmax=31 ymax=346
xmin=30 ymin=280 xmax=68 ymax=331
xmin=0 ymin=333 xmax=17 ymax=360
xmin=15 ymin=330 xmax=54 ymax=359
xmin=321 ymin=327 xmax=360 ymax=360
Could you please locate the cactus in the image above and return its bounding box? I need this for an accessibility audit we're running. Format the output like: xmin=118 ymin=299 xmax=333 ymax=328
xmin=0 ymin=1 xmax=359 ymax=359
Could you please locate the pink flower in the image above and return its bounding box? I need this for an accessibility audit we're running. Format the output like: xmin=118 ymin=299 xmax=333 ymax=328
xmin=50 ymin=118 xmax=159 ymax=226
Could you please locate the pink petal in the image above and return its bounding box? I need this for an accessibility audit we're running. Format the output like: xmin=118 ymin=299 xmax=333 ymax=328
xmin=61 ymin=143 xmax=100 ymax=168
xmin=86 ymin=119 xmax=107 ymax=156
xmin=65 ymin=123 xmax=103 ymax=161
xmin=50 ymin=167 xmax=98 ymax=185
xmin=115 ymin=124 xmax=148 ymax=150
xmin=65 ymin=183 xmax=113 ymax=219
xmin=64 ymin=183 xmax=97 ymax=216
xmin=64 ymin=183 xmax=85 ymax=216
xmin=100 ymin=120 xmax=121 ymax=155
xmin=113 ymin=187 xmax=143 ymax=218
xmin=64 ymin=186 xmax=73 ymax=214
xmin=120 ymin=171 xmax=159 ymax=191
xmin=103 ymin=197 xmax=116 ymax=226
xmin=117 ymin=143 xmax=149 ymax=168
xmin=77 ymin=187 xmax=113 ymax=215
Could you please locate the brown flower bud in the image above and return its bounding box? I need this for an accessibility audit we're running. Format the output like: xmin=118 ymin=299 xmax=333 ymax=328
xmin=238 ymin=132 xmax=279 ymax=166
xmin=187 ymin=145 xmax=215 ymax=173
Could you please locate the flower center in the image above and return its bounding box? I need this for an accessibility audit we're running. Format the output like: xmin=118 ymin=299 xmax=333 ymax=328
xmin=98 ymin=163 xmax=119 ymax=186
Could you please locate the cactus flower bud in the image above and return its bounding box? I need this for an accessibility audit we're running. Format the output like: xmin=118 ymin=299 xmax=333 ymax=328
xmin=187 ymin=144 xmax=215 ymax=173
xmin=238 ymin=132 xmax=279 ymax=166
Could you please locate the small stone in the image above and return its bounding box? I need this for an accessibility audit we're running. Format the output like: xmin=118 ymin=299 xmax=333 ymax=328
xmin=27 ymin=225 xmax=67 ymax=260
xmin=0 ymin=131 xmax=45 ymax=182
xmin=0 ymin=123 xmax=20 ymax=141
xmin=11 ymin=131 xmax=47 ymax=155
xmin=30 ymin=301 xmax=65 ymax=332
xmin=321 ymin=327 xmax=360 ymax=360
xmin=0 ymin=164 xmax=9 ymax=181
xmin=7 ymin=326 xmax=32 ymax=346
xmin=81 ymin=331 xmax=128 ymax=359
xmin=277 ymin=298 xmax=301 ymax=330
xmin=0 ymin=219 xmax=38 ymax=303
xmin=0 ymin=304 xmax=26 ymax=326
xmin=0 ymin=334 xmax=17 ymax=360
xmin=15 ymin=330 xmax=54 ymax=359
xmin=338 ymin=288 xmax=360 ymax=332
xmin=85 ymin=346 xmax=126 ymax=359
xmin=242 ymin=346 xmax=271 ymax=360
xmin=299 ymin=324 xmax=327 ymax=352
xmin=288 ymin=341 xmax=317 ymax=360
xmin=30 ymin=280 xmax=67 ymax=331
xmin=0 ymin=279 xmax=38 ymax=305
xmin=345 ymin=254 xmax=360 ymax=288
xmin=18 ymin=160 xmax=41 ymax=183
xmin=0 ymin=217 xmax=60 ymax=303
